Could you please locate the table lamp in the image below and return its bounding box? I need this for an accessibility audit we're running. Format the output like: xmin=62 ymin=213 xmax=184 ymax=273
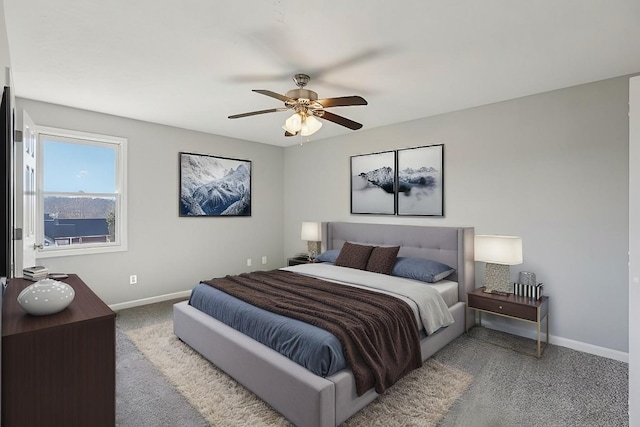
xmin=474 ymin=235 xmax=523 ymax=294
xmin=301 ymin=222 xmax=322 ymax=261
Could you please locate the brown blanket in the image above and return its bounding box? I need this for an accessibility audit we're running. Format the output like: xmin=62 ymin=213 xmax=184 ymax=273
xmin=202 ymin=270 xmax=422 ymax=396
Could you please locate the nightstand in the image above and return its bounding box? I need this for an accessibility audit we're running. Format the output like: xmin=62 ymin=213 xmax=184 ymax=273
xmin=466 ymin=287 xmax=549 ymax=358
xmin=287 ymin=257 xmax=313 ymax=266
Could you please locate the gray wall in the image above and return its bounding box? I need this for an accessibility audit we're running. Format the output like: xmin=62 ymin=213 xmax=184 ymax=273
xmin=629 ymin=75 xmax=639 ymax=423
xmin=18 ymin=98 xmax=285 ymax=306
xmin=285 ymin=76 xmax=630 ymax=353
xmin=0 ymin=0 xmax=9 ymax=80
xmin=14 ymin=76 xmax=631 ymax=354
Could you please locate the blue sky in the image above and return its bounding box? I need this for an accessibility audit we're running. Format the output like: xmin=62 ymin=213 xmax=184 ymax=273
xmin=43 ymin=140 xmax=115 ymax=193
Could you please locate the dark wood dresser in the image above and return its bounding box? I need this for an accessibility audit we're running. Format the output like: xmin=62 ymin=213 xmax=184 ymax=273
xmin=2 ymin=274 xmax=115 ymax=426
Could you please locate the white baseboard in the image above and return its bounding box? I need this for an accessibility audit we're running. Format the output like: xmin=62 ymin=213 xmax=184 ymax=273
xmin=109 ymin=290 xmax=192 ymax=312
xmin=480 ymin=318 xmax=628 ymax=363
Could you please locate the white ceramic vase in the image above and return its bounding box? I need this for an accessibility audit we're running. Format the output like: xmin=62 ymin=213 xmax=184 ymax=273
xmin=17 ymin=278 xmax=75 ymax=316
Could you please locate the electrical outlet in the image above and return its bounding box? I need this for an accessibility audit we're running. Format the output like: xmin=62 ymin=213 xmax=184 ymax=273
xmin=246 ymin=258 xmax=252 ymax=267
xmin=129 ymin=274 xmax=137 ymax=285
xmin=262 ymin=256 xmax=267 ymax=265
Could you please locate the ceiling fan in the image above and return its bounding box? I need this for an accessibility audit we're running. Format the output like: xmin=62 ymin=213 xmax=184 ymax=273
xmin=228 ymin=74 xmax=368 ymax=137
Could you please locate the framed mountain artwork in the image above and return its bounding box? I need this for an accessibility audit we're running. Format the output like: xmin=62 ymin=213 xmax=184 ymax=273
xmin=179 ymin=152 xmax=251 ymax=217
xmin=350 ymin=150 xmax=396 ymax=215
xmin=396 ymin=144 xmax=444 ymax=216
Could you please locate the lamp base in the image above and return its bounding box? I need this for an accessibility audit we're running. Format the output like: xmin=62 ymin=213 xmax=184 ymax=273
xmin=483 ymin=263 xmax=512 ymax=294
xmin=307 ymin=241 xmax=321 ymax=261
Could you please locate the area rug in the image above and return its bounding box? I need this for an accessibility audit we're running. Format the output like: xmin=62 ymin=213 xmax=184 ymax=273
xmin=126 ymin=321 xmax=472 ymax=427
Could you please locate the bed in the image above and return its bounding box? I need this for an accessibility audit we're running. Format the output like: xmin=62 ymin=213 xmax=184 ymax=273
xmin=173 ymin=222 xmax=474 ymax=427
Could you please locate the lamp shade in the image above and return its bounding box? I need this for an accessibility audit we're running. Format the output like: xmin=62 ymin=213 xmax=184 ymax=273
xmin=283 ymin=113 xmax=302 ymax=133
xmin=474 ymin=235 xmax=523 ymax=265
xmin=300 ymin=115 xmax=322 ymax=136
xmin=301 ymin=222 xmax=321 ymax=241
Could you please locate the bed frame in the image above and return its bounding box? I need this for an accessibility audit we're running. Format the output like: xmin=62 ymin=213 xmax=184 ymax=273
xmin=173 ymin=222 xmax=474 ymax=427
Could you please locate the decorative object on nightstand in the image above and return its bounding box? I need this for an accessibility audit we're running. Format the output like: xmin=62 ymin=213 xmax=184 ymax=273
xmin=514 ymin=271 xmax=543 ymax=299
xmin=474 ymin=235 xmax=523 ymax=295
xmin=301 ymin=221 xmax=322 ymax=261
xmin=518 ymin=271 xmax=536 ymax=287
xmin=514 ymin=282 xmax=544 ymax=299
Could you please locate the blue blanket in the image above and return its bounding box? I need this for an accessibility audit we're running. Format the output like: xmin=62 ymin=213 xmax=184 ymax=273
xmin=189 ymin=283 xmax=346 ymax=377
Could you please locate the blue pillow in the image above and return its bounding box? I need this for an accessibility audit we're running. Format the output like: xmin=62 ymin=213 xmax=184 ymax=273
xmin=315 ymin=249 xmax=340 ymax=263
xmin=391 ymin=257 xmax=455 ymax=283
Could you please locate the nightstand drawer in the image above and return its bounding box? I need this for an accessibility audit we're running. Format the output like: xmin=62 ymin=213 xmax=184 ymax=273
xmin=468 ymin=293 xmax=537 ymax=321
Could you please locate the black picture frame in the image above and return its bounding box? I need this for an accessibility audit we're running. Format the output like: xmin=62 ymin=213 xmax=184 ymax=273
xmin=396 ymin=144 xmax=444 ymax=216
xmin=179 ymin=152 xmax=251 ymax=217
xmin=350 ymin=150 xmax=396 ymax=215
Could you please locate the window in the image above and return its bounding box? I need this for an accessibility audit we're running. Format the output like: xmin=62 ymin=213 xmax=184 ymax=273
xmin=37 ymin=126 xmax=127 ymax=257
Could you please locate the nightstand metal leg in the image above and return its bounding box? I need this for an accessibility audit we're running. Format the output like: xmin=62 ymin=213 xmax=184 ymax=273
xmin=537 ymin=311 xmax=541 ymax=358
xmin=546 ymin=312 xmax=549 ymax=348
xmin=536 ymin=311 xmax=550 ymax=358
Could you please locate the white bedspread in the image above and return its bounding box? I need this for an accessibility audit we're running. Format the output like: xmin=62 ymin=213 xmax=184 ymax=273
xmin=282 ymin=263 xmax=455 ymax=335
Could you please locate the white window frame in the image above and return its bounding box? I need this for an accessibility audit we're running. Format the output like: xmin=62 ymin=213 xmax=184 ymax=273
xmin=36 ymin=126 xmax=127 ymax=258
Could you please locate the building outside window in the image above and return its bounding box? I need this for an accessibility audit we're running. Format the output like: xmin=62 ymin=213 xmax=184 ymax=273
xmin=37 ymin=127 xmax=127 ymax=257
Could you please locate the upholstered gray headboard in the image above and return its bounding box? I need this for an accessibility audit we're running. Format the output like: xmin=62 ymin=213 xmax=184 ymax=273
xmin=321 ymin=222 xmax=475 ymax=303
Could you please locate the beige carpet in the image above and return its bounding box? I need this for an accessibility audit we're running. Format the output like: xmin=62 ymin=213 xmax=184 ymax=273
xmin=126 ymin=321 xmax=472 ymax=427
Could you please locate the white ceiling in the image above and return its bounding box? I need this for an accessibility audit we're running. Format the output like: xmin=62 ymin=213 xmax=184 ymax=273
xmin=3 ymin=1 xmax=640 ymax=147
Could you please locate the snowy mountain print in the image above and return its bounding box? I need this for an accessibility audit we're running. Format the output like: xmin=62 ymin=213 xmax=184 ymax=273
xmin=180 ymin=153 xmax=251 ymax=216
xmin=351 ymin=151 xmax=396 ymax=215
xmin=397 ymin=166 xmax=438 ymax=194
xmin=358 ymin=166 xmax=395 ymax=193
xmin=397 ymin=145 xmax=443 ymax=216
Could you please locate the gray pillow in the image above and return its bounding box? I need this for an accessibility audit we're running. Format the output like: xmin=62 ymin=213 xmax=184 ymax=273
xmin=315 ymin=249 xmax=340 ymax=263
xmin=335 ymin=242 xmax=375 ymax=270
xmin=391 ymin=257 xmax=455 ymax=283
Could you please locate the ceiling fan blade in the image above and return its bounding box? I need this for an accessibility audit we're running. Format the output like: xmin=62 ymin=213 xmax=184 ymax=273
xmin=284 ymin=130 xmax=298 ymax=137
xmin=317 ymin=96 xmax=368 ymax=108
xmin=253 ymin=89 xmax=293 ymax=103
xmin=228 ymin=108 xmax=287 ymax=119
xmin=318 ymin=111 xmax=363 ymax=130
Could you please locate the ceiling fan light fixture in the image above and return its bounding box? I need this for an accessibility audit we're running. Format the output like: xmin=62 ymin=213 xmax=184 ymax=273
xmin=300 ymin=114 xmax=322 ymax=136
xmin=230 ymin=74 xmax=366 ymax=138
xmin=283 ymin=113 xmax=302 ymax=133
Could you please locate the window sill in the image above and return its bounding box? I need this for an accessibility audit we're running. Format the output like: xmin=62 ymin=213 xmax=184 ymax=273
xmin=36 ymin=243 xmax=128 ymax=259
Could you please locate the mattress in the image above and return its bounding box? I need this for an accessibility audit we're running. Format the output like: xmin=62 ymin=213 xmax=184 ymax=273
xmin=427 ymin=279 xmax=458 ymax=307
xmin=189 ymin=283 xmax=345 ymax=376
xmin=188 ymin=264 xmax=456 ymax=378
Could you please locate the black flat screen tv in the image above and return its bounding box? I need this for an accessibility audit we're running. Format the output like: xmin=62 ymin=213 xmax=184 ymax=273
xmin=1 ymin=85 xmax=12 ymax=282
